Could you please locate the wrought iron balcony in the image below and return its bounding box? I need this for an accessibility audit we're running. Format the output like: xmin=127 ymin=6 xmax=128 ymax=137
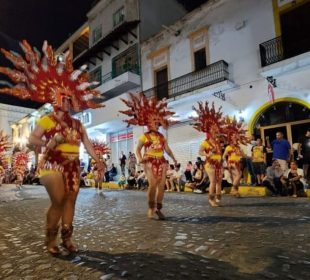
xmin=143 ymin=60 xmax=229 ymax=100
xmin=260 ymin=35 xmax=310 ymax=67
xmin=259 ymin=37 xmax=284 ymax=67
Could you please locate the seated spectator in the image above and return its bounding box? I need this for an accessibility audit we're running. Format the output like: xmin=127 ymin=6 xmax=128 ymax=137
xmin=191 ymin=162 xmax=209 ymax=193
xmin=127 ymin=170 xmax=137 ymax=189
xmin=85 ymin=170 xmax=95 ymax=187
xmin=118 ymin=174 xmax=126 ymax=189
xmin=222 ymin=168 xmax=233 ymax=190
xmin=262 ymin=160 xmax=286 ymax=195
xmin=184 ymin=161 xmax=193 ymax=182
xmin=285 ymin=161 xmax=306 ymax=197
xmin=108 ymin=163 xmax=117 ymax=181
xmin=170 ymin=163 xmax=186 ymax=192
xmin=137 ymin=170 xmax=148 ymax=190
xmin=80 ymin=169 xmax=88 ymax=187
xmin=166 ymin=164 xmax=175 ymax=191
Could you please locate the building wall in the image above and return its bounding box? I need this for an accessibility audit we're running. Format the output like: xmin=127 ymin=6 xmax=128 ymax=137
xmin=139 ymin=0 xmax=187 ymax=41
xmin=0 ymin=104 xmax=33 ymax=136
xmin=141 ymin=0 xmax=275 ymax=91
xmin=88 ymin=0 xmax=138 ymax=46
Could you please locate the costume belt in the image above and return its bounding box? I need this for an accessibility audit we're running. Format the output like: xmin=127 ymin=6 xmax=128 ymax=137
xmin=205 ymin=158 xmax=223 ymax=179
xmin=143 ymin=156 xmax=167 ymax=178
xmin=39 ymin=150 xmax=80 ymax=192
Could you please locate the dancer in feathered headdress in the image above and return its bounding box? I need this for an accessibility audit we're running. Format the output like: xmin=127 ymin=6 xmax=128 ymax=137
xmin=222 ymin=116 xmax=247 ymax=196
xmin=91 ymin=140 xmax=109 ymax=190
xmin=0 ymin=130 xmax=11 ymax=185
xmin=12 ymin=146 xmax=29 ymax=189
xmin=120 ymin=93 xmax=177 ymax=220
xmin=191 ymin=102 xmax=225 ymax=206
xmin=0 ymin=40 xmax=105 ymax=255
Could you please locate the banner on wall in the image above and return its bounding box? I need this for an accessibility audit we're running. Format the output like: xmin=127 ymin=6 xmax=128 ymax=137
xmin=110 ymin=132 xmax=133 ymax=142
xmin=277 ymin=0 xmax=294 ymax=7
xmin=268 ymin=83 xmax=275 ymax=103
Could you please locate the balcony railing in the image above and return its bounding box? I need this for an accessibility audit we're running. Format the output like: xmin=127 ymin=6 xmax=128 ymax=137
xmin=112 ymin=44 xmax=140 ymax=78
xmin=259 ymin=37 xmax=284 ymax=67
xmin=143 ymin=60 xmax=229 ymax=100
xmin=260 ymin=35 xmax=310 ymax=67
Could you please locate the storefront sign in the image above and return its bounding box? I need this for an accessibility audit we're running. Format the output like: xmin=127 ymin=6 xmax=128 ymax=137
xmin=110 ymin=132 xmax=133 ymax=142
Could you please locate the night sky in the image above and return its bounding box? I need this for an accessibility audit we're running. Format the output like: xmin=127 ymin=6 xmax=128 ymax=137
xmin=0 ymin=0 xmax=95 ymax=108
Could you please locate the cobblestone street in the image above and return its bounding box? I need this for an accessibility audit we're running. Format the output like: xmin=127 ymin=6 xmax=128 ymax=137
xmin=0 ymin=184 xmax=309 ymax=280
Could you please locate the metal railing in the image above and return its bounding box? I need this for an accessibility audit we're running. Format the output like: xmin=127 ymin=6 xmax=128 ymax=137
xmin=259 ymin=36 xmax=284 ymax=67
xmin=143 ymin=60 xmax=229 ymax=99
xmin=112 ymin=44 xmax=140 ymax=78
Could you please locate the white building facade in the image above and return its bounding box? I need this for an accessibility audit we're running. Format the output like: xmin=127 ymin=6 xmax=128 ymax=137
xmin=55 ymin=0 xmax=187 ymax=169
xmin=10 ymin=0 xmax=310 ymax=170
xmin=140 ymin=0 xmax=310 ymax=167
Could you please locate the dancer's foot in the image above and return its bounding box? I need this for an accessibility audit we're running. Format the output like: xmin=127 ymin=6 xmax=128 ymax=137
xmin=61 ymin=224 xmax=77 ymax=253
xmin=208 ymin=199 xmax=219 ymax=207
xmin=147 ymin=208 xmax=155 ymax=219
xmin=155 ymin=209 xmax=166 ymax=220
xmin=61 ymin=239 xmax=77 ymax=253
xmin=230 ymin=188 xmax=240 ymax=197
xmin=46 ymin=227 xmax=60 ymax=256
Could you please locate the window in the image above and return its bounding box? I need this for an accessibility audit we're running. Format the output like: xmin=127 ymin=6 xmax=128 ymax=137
xmin=92 ymin=25 xmax=102 ymax=44
xmin=194 ymin=48 xmax=206 ymax=71
xmin=112 ymin=44 xmax=139 ymax=78
xmin=113 ymin=7 xmax=125 ymax=27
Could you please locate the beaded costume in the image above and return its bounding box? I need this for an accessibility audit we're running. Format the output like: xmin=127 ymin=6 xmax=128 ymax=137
xmin=120 ymin=93 xmax=176 ymax=178
xmin=0 ymin=40 xmax=104 ymax=192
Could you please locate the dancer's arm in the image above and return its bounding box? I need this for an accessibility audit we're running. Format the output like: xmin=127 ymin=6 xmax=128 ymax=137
xmin=164 ymin=141 xmax=177 ymax=165
xmin=28 ymin=125 xmax=56 ymax=150
xmin=136 ymin=140 xmax=144 ymax=163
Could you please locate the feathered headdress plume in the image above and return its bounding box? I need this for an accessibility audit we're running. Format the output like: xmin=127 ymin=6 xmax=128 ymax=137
xmin=0 ymin=40 xmax=104 ymax=112
xmin=119 ymin=92 xmax=176 ymax=130
xmin=91 ymin=140 xmax=110 ymax=156
xmin=191 ymin=101 xmax=224 ymax=136
xmin=223 ymin=116 xmax=247 ymax=144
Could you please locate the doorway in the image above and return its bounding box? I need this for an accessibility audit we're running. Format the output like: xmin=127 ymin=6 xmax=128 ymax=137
xmin=155 ymin=67 xmax=169 ymax=100
xmin=280 ymin=1 xmax=310 ymax=58
xmin=261 ymin=120 xmax=310 ymax=166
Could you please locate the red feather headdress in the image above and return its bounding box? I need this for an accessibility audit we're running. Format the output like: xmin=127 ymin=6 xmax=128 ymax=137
xmin=223 ymin=116 xmax=247 ymax=144
xmin=191 ymin=102 xmax=225 ymax=137
xmin=91 ymin=140 xmax=110 ymax=156
xmin=0 ymin=40 xmax=104 ymax=112
xmin=119 ymin=92 xmax=176 ymax=130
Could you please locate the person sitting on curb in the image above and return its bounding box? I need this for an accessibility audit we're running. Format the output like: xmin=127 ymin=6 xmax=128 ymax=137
xmin=118 ymin=174 xmax=126 ymax=189
xmin=285 ymin=161 xmax=307 ymax=197
xmin=262 ymin=160 xmax=286 ymax=196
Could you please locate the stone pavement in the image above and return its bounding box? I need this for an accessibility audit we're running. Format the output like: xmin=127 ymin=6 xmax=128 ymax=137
xmin=0 ymin=184 xmax=309 ymax=280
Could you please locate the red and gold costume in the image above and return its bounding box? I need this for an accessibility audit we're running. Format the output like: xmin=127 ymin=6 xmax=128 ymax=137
xmin=191 ymin=102 xmax=224 ymax=179
xmin=120 ymin=93 xmax=176 ymax=178
xmin=223 ymin=116 xmax=247 ymax=170
xmin=12 ymin=148 xmax=29 ymax=181
xmin=0 ymin=40 xmax=104 ymax=192
xmin=37 ymin=113 xmax=83 ymax=192
xmin=0 ymin=130 xmax=11 ymax=180
xmin=91 ymin=140 xmax=110 ymax=180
